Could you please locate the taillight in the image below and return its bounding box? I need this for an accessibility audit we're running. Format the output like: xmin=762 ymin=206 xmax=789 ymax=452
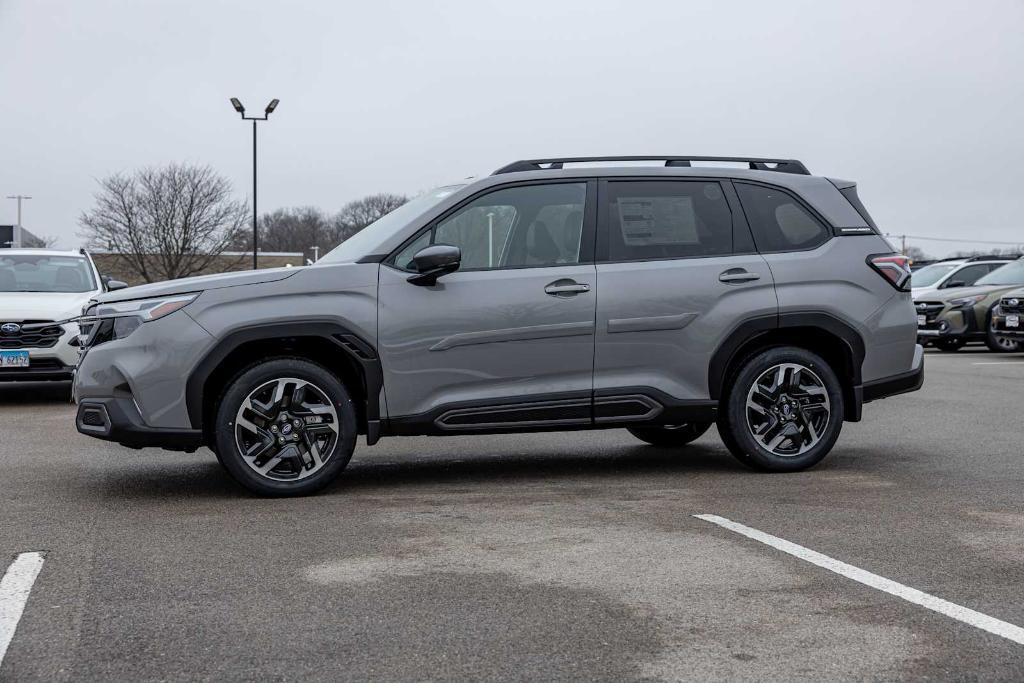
xmin=867 ymin=253 xmax=912 ymax=291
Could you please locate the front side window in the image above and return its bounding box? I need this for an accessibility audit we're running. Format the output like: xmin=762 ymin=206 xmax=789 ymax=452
xmin=393 ymin=183 xmax=587 ymax=271
xmin=0 ymin=255 xmax=96 ymax=293
xmin=603 ymin=180 xmax=733 ymax=261
xmin=736 ymin=183 xmax=830 ymax=252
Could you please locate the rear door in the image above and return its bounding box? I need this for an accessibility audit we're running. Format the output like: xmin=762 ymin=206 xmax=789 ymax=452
xmin=378 ymin=180 xmax=598 ymax=429
xmin=592 ymin=178 xmax=777 ymax=420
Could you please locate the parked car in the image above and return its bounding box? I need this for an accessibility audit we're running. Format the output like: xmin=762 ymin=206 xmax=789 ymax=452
xmin=990 ymin=288 xmax=1024 ymax=342
xmin=910 ymin=255 xmax=1018 ymax=298
xmin=914 ymin=257 xmax=1024 ymax=352
xmin=0 ymin=249 xmax=125 ymax=381
xmin=73 ymin=155 xmax=922 ymax=496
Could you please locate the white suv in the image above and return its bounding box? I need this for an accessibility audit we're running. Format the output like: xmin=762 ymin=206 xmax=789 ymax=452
xmin=911 ymin=256 xmax=1016 ymax=297
xmin=0 ymin=249 xmax=123 ymax=381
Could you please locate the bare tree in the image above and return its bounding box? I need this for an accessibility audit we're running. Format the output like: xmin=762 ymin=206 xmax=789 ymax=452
xmin=22 ymin=233 xmax=59 ymax=248
xmin=232 ymin=207 xmax=333 ymax=262
xmin=332 ymin=193 xmax=408 ymax=243
xmin=79 ymin=164 xmax=248 ymax=282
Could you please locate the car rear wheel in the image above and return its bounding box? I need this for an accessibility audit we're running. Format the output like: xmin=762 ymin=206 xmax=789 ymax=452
xmin=986 ymin=311 xmax=1020 ymax=352
xmin=214 ymin=358 xmax=357 ymax=496
xmin=628 ymin=422 xmax=712 ymax=447
xmin=717 ymin=347 xmax=844 ymax=472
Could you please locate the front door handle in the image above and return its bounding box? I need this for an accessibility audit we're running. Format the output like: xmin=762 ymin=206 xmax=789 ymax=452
xmin=545 ymin=279 xmax=591 ymax=297
xmin=719 ymin=268 xmax=761 ymax=284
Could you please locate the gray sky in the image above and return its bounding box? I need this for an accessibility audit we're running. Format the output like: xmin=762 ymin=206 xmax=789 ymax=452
xmin=2 ymin=0 xmax=1022 ymax=257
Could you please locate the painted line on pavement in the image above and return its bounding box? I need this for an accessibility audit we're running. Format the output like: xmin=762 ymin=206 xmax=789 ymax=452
xmin=694 ymin=515 xmax=1024 ymax=646
xmin=972 ymin=361 xmax=1024 ymax=366
xmin=0 ymin=552 xmax=46 ymax=666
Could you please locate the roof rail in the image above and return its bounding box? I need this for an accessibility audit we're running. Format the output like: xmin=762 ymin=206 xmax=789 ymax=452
xmin=492 ymin=156 xmax=810 ymax=176
xmin=964 ymin=254 xmax=1021 ymax=262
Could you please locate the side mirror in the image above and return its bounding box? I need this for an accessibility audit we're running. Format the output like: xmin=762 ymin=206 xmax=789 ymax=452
xmin=407 ymin=244 xmax=461 ymax=286
xmin=944 ymin=280 xmax=965 ymax=289
xmin=105 ymin=279 xmax=128 ymax=291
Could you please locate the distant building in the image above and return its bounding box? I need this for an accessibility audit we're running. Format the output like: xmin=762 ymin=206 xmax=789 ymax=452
xmin=0 ymin=225 xmax=44 ymax=248
xmin=90 ymin=250 xmax=304 ymax=286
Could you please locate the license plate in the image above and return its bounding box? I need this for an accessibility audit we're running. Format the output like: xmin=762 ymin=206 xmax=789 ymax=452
xmin=0 ymin=350 xmax=29 ymax=368
xmin=1008 ymin=315 xmax=1020 ymax=328
xmin=917 ymin=315 xmax=926 ymax=326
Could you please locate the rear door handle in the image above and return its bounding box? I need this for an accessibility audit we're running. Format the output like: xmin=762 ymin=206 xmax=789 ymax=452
xmin=719 ymin=269 xmax=761 ymax=284
xmin=545 ymin=279 xmax=591 ymax=296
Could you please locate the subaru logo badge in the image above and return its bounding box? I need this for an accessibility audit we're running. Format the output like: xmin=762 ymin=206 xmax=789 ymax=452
xmin=916 ymin=303 xmax=927 ymax=310
xmin=1010 ymin=298 xmax=1020 ymax=307
xmin=0 ymin=323 xmax=21 ymax=335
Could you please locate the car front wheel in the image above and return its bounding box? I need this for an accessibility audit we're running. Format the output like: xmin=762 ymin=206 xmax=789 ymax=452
xmin=718 ymin=347 xmax=844 ymax=472
xmin=214 ymin=358 xmax=357 ymax=496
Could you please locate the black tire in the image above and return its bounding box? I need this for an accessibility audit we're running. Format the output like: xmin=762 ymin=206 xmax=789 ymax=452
xmin=985 ymin=311 xmax=1020 ymax=353
xmin=934 ymin=339 xmax=965 ymax=352
xmin=214 ymin=358 xmax=357 ymax=496
xmin=628 ymin=422 xmax=712 ymax=447
xmin=717 ymin=346 xmax=844 ymax=472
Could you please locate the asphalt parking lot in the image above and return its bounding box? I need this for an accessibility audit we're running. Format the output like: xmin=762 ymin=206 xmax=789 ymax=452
xmin=1 ymin=348 xmax=1023 ymax=681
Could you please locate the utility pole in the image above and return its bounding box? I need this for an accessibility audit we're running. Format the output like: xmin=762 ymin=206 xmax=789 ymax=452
xmin=229 ymin=98 xmax=279 ymax=270
xmin=901 ymin=234 xmax=907 ymax=255
xmin=311 ymin=245 xmax=320 ymax=263
xmin=5 ymin=195 xmax=32 ymax=248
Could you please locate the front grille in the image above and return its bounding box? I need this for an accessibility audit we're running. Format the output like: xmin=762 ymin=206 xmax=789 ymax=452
xmin=914 ymin=302 xmax=945 ymax=323
xmin=0 ymin=320 xmax=64 ymax=349
xmin=1000 ymin=297 xmax=1024 ymax=314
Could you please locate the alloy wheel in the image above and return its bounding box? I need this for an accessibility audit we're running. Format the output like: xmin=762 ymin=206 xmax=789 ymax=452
xmin=233 ymin=377 xmax=340 ymax=481
xmin=745 ymin=363 xmax=830 ymax=457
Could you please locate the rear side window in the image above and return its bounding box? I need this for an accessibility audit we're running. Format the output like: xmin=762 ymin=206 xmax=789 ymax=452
xmin=736 ymin=183 xmax=830 ymax=253
xmin=942 ymin=264 xmax=992 ymax=288
xmin=603 ymin=180 xmax=732 ymax=261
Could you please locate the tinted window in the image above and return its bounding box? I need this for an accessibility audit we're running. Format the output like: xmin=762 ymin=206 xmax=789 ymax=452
xmin=604 ymin=181 xmax=732 ymax=261
xmin=942 ymin=264 xmax=989 ymax=288
xmin=736 ymin=183 xmax=830 ymax=252
xmin=393 ymin=183 xmax=586 ymax=271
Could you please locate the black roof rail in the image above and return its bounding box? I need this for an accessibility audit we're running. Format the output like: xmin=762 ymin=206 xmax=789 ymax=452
xmin=492 ymin=156 xmax=810 ymax=176
xmin=964 ymin=254 xmax=1021 ymax=262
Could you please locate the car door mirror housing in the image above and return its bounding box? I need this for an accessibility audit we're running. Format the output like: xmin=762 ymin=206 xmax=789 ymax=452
xmin=945 ymin=280 xmax=965 ymax=288
xmin=105 ymin=279 xmax=129 ymax=291
xmin=407 ymin=244 xmax=461 ymax=286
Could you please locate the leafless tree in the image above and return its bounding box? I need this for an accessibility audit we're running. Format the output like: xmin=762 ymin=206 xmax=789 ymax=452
xmin=332 ymin=193 xmax=408 ymax=242
xmin=22 ymin=233 xmax=59 ymax=248
xmin=232 ymin=206 xmax=333 ymax=262
xmin=79 ymin=164 xmax=248 ymax=282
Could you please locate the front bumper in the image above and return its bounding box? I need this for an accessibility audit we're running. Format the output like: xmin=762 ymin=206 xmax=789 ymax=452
xmin=991 ymin=306 xmax=1024 ymax=338
xmin=76 ymin=397 xmax=204 ymax=451
xmin=916 ymin=306 xmax=982 ymax=343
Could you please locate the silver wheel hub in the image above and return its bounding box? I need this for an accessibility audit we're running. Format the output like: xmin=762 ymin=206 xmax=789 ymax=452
xmin=233 ymin=377 xmax=340 ymax=481
xmin=745 ymin=362 xmax=830 ymax=457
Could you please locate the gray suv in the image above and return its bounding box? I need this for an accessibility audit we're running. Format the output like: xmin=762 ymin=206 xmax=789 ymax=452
xmin=73 ymin=156 xmax=923 ymax=496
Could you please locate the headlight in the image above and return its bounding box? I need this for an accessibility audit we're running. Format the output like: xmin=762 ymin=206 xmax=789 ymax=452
xmin=948 ymin=295 xmax=986 ymax=308
xmin=80 ymin=293 xmax=198 ymax=347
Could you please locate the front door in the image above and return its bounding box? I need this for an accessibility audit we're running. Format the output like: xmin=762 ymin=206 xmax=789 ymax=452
xmin=378 ymin=180 xmax=598 ymax=431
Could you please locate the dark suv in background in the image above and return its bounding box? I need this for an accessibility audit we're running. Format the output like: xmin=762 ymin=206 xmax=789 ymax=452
xmin=74 ymin=155 xmax=922 ymax=496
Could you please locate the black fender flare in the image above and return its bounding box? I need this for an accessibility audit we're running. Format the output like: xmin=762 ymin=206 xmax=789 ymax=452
xmin=707 ymin=312 xmax=865 ymax=416
xmin=185 ymin=321 xmax=383 ymax=443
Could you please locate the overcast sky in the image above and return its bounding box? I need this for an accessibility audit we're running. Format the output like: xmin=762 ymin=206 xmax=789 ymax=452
xmin=2 ymin=0 xmax=1022 ymax=257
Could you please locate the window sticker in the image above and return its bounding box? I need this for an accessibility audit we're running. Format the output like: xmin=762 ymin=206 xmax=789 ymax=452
xmin=618 ymin=196 xmax=699 ymax=246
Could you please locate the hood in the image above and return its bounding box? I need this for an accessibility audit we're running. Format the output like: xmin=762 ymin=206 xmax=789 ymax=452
xmin=95 ymin=267 xmax=300 ymax=304
xmin=916 ymin=284 xmax=1017 ymax=303
xmin=0 ymin=291 xmax=98 ymax=322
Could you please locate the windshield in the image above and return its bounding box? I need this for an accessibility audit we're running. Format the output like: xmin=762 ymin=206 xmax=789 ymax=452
xmin=0 ymin=254 xmax=96 ymax=293
xmin=911 ymin=263 xmax=957 ymax=288
xmin=319 ymin=185 xmax=465 ymax=264
xmin=975 ymin=260 xmax=1024 ymax=286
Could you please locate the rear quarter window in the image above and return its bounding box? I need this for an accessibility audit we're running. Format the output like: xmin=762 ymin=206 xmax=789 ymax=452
xmin=736 ymin=183 xmax=831 ymax=253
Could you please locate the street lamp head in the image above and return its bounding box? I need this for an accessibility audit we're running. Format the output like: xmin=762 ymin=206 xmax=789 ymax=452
xmin=230 ymin=97 xmax=245 ymax=114
xmin=265 ymin=98 xmax=280 ymax=115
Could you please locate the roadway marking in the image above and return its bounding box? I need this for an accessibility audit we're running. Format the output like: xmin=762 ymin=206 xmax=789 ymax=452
xmin=694 ymin=515 xmax=1024 ymax=646
xmin=0 ymin=552 xmax=45 ymax=666
xmin=972 ymin=361 xmax=1024 ymax=365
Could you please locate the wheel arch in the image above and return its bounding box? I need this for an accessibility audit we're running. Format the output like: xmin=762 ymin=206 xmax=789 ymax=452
xmin=708 ymin=312 xmax=865 ymax=421
xmin=185 ymin=321 xmax=383 ymax=446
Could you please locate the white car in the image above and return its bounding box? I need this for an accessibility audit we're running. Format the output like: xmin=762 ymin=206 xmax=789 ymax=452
xmin=911 ymin=256 xmax=1016 ymax=298
xmin=0 ymin=249 xmax=125 ymax=381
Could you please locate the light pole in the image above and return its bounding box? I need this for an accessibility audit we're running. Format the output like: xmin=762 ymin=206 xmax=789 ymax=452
xmin=5 ymin=195 xmax=32 ymax=248
xmin=229 ymin=97 xmax=279 ymax=270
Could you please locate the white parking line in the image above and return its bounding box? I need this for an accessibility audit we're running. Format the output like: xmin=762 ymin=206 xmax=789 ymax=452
xmin=694 ymin=515 xmax=1024 ymax=646
xmin=0 ymin=552 xmax=45 ymax=665
xmin=972 ymin=361 xmax=1024 ymax=366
